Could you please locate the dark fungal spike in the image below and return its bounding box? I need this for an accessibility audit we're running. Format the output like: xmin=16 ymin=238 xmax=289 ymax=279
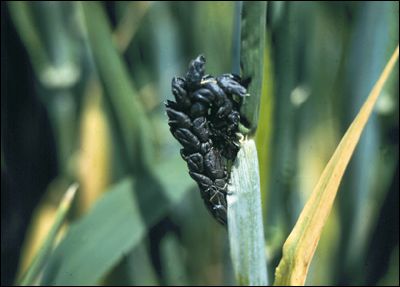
xmin=185 ymin=55 xmax=206 ymax=90
xmin=165 ymin=55 xmax=248 ymax=226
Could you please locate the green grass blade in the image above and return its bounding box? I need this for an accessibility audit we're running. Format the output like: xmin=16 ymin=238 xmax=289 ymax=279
xmin=227 ymin=3 xmax=269 ymax=284
xmin=38 ymin=157 xmax=191 ymax=285
xmin=228 ymin=139 xmax=268 ymax=286
xmin=274 ymin=45 xmax=399 ymax=286
xmin=41 ymin=178 xmax=145 ymax=285
xmin=255 ymin=38 xmax=274 ymax=218
xmin=9 ymin=2 xmax=79 ymax=173
xmin=18 ymin=183 xmax=78 ymax=286
xmin=240 ymin=1 xmax=266 ymax=134
xmin=7 ymin=1 xmax=50 ymax=80
xmin=80 ymin=2 xmax=151 ymax=172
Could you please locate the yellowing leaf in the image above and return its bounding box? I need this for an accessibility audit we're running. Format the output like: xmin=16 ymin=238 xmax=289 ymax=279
xmin=274 ymin=45 xmax=399 ymax=286
xmin=18 ymin=183 xmax=78 ymax=286
xmin=78 ymin=78 xmax=110 ymax=214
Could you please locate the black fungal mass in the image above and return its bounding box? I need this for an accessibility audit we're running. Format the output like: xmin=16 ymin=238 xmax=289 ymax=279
xmin=165 ymin=55 xmax=248 ymax=225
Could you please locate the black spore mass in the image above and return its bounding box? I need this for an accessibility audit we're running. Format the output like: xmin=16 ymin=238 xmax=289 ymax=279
xmin=165 ymin=55 xmax=248 ymax=225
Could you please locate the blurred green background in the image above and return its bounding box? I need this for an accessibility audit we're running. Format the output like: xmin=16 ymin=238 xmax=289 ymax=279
xmin=1 ymin=1 xmax=398 ymax=286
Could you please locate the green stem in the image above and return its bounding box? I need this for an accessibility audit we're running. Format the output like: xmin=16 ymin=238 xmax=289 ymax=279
xmin=228 ymin=139 xmax=268 ymax=285
xmin=240 ymin=1 xmax=266 ymax=134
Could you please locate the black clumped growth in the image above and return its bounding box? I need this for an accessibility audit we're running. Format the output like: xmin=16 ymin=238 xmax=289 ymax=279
xmin=165 ymin=55 xmax=248 ymax=225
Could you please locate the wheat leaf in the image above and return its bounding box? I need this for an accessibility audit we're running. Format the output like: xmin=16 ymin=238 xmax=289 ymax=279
xmin=274 ymin=45 xmax=399 ymax=286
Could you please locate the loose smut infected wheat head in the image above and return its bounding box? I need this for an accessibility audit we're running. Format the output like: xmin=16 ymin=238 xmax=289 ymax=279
xmin=166 ymin=55 xmax=249 ymax=225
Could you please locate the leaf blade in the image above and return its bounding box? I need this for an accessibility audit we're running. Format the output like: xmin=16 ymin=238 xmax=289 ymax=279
xmin=80 ymin=2 xmax=151 ymax=172
xmin=274 ymin=45 xmax=399 ymax=286
xmin=41 ymin=178 xmax=145 ymax=285
xmin=240 ymin=1 xmax=267 ymax=134
xmin=18 ymin=183 xmax=78 ymax=286
xmin=228 ymin=139 xmax=268 ymax=286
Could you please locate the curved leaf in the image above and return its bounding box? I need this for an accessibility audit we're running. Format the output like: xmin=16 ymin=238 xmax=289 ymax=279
xmin=274 ymin=45 xmax=399 ymax=286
